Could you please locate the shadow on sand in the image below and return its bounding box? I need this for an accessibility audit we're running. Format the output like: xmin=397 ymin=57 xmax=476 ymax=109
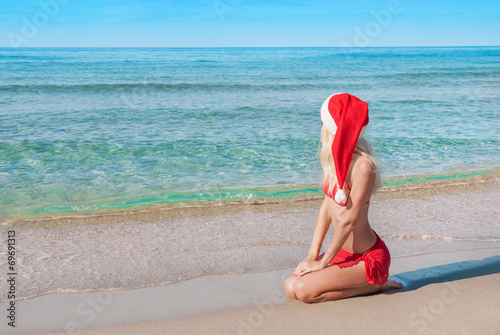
xmin=389 ymin=255 xmax=500 ymax=292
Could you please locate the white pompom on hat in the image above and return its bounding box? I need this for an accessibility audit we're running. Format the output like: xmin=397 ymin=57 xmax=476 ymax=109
xmin=320 ymin=93 xmax=369 ymax=204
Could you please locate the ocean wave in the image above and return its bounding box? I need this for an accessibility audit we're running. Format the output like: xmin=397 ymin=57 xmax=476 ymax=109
xmin=2 ymin=168 xmax=498 ymax=220
xmin=0 ymin=184 xmax=324 ymax=218
xmin=385 ymin=235 xmax=500 ymax=243
xmin=374 ymin=71 xmax=500 ymax=79
xmin=0 ymin=82 xmax=331 ymax=93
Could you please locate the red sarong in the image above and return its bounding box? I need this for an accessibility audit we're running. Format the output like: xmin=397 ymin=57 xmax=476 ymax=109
xmin=328 ymin=231 xmax=391 ymax=285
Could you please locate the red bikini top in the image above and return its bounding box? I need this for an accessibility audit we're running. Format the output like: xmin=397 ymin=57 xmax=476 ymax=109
xmin=323 ymin=180 xmax=369 ymax=206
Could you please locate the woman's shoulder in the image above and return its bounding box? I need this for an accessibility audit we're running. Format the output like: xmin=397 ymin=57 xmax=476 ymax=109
xmin=352 ymin=156 xmax=374 ymax=173
xmin=350 ymin=156 xmax=375 ymax=183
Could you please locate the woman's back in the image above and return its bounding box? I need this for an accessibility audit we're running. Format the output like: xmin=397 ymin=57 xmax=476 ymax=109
xmin=326 ymin=155 xmax=377 ymax=254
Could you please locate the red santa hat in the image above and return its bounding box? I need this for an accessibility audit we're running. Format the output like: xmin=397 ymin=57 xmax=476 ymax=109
xmin=320 ymin=93 xmax=369 ymax=204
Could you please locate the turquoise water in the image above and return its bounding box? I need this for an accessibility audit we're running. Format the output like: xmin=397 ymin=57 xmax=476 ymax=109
xmin=1 ymin=47 xmax=499 ymax=217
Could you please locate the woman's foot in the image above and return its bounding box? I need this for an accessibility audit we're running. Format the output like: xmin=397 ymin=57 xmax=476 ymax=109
xmin=380 ymin=279 xmax=403 ymax=291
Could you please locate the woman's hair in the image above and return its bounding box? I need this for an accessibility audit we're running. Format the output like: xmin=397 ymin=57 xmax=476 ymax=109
xmin=320 ymin=126 xmax=381 ymax=195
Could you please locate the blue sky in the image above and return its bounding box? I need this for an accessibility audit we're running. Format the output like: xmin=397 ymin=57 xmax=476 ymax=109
xmin=1 ymin=0 xmax=499 ymax=47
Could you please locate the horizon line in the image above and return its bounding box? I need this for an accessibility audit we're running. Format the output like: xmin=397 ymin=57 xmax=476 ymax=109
xmin=1 ymin=45 xmax=499 ymax=49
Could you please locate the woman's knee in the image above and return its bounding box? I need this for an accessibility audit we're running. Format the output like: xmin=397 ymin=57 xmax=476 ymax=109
xmin=294 ymin=280 xmax=317 ymax=303
xmin=284 ymin=276 xmax=299 ymax=300
xmin=295 ymin=281 xmax=346 ymax=303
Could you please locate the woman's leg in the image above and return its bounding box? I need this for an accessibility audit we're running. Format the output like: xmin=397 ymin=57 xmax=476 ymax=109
xmin=286 ymin=261 xmax=401 ymax=303
xmin=284 ymin=274 xmax=300 ymax=300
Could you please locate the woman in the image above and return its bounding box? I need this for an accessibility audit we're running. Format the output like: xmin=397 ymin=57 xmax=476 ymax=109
xmin=284 ymin=93 xmax=402 ymax=303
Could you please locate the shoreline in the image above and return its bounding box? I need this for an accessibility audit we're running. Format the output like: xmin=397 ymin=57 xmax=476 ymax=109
xmin=3 ymin=167 xmax=498 ymax=227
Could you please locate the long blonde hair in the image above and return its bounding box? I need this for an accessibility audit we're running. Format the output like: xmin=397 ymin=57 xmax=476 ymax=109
xmin=320 ymin=126 xmax=381 ymax=195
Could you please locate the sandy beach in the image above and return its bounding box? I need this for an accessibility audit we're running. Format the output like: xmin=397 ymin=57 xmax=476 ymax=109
xmin=1 ymin=171 xmax=499 ymax=334
xmin=4 ymin=250 xmax=500 ymax=334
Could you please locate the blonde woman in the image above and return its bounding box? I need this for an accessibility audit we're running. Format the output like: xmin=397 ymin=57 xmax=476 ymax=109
xmin=284 ymin=93 xmax=402 ymax=303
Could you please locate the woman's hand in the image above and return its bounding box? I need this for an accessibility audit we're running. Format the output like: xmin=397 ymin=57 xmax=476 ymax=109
xmin=293 ymin=254 xmax=326 ymax=278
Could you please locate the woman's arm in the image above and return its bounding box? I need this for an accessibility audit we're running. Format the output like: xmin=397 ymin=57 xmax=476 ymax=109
xmin=306 ymin=196 xmax=332 ymax=260
xmin=293 ymin=197 xmax=331 ymax=275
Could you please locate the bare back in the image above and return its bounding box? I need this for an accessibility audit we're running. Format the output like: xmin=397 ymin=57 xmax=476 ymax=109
xmin=325 ymin=156 xmax=377 ymax=254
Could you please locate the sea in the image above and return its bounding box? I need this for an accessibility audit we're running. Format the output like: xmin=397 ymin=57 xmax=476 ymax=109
xmin=0 ymin=47 xmax=499 ymax=218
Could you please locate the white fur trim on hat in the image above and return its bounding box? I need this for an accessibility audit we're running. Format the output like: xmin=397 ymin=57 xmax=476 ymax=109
xmin=321 ymin=93 xmax=368 ymax=137
xmin=320 ymin=93 xmax=339 ymax=135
